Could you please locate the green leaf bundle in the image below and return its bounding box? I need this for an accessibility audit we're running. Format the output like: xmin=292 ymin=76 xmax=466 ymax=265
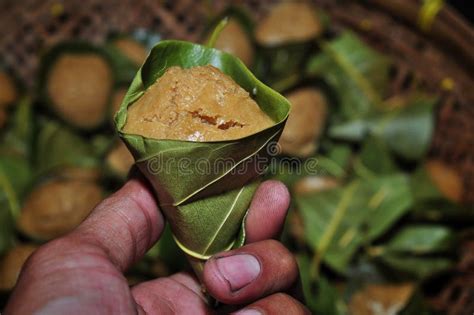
xmin=115 ymin=40 xmax=290 ymax=278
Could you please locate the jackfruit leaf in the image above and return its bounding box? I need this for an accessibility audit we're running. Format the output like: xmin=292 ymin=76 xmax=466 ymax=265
xmin=267 ymin=157 xmax=323 ymax=188
xmin=35 ymin=120 xmax=99 ymax=176
xmin=298 ymin=255 xmax=341 ymax=315
xmin=411 ymin=199 xmax=474 ymax=223
xmin=378 ymin=255 xmax=453 ymax=280
xmin=410 ymin=164 xmax=442 ymax=202
xmin=326 ymin=144 xmax=352 ymax=171
xmin=256 ymin=42 xmax=312 ymax=92
xmin=203 ymin=6 xmax=254 ymax=40
xmin=330 ymin=94 xmax=437 ymax=160
xmin=297 ymin=174 xmax=413 ymax=274
xmin=307 ymin=31 xmax=391 ymax=119
xmin=399 ymin=290 xmax=435 ymax=315
xmin=146 ymin=225 xmax=187 ymax=272
xmin=0 ymin=155 xmax=28 ymax=254
xmin=0 ymin=155 xmax=31 ymax=199
xmin=104 ymin=43 xmax=141 ymax=84
xmin=116 ymin=40 xmax=290 ymax=278
xmin=358 ymin=136 xmax=397 ymax=175
xmin=314 ymin=143 xmax=352 ymax=178
xmin=268 ymin=143 xmax=351 ymax=188
xmin=91 ymin=134 xmax=116 ymax=158
xmin=0 ymin=196 xmax=14 ymax=255
xmin=0 ymin=97 xmax=34 ymax=156
xmin=384 ymin=225 xmax=455 ymax=254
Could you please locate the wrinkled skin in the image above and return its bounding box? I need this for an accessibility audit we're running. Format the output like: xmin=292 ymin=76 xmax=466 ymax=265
xmin=5 ymin=175 xmax=309 ymax=315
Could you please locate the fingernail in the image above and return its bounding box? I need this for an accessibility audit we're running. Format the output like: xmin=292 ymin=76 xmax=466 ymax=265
xmin=233 ymin=309 xmax=262 ymax=315
xmin=216 ymin=254 xmax=261 ymax=291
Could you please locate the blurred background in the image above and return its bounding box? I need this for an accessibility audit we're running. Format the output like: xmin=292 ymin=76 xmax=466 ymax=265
xmin=0 ymin=0 xmax=473 ymax=314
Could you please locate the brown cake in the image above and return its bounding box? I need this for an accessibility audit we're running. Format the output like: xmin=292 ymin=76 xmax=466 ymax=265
xmin=425 ymin=159 xmax=463 ymax=204
xmin=18 ymin=178 xmax=103 ymax=240
xmin=255 ymin=1 xmax=322 ymax=46
xmin=213 ymin=18 xmax=254 ymax=67
xmin=279 ymin=87 xmax=328 ymax=157
xmin=106 ymin=140 xmax=135 ymax=177
xmin=112 ymin=38 xmax=148 ymax=65
xmin=47 ymin=54 xmax=113 ymax=129
xmin=0 ymin=71 xmax=18 ymax=108
xmin=0 ymin=245 xmax=37 ymax=290
xmin=124 ymin=65 xmax=273 ymax=141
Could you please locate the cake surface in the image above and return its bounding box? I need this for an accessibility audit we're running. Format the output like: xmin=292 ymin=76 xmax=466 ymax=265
xmin=124 ymin=65 xmax=273 ymax=141
xmin=214 ymin=18 xmax=254 ymax=67
xmin=279 ymin=87 xmax=327 ymax=157
xmin=255 ymin=2 xmax=321 ymax=46
xmin=47 ymin=54 xmax=112 ymax=128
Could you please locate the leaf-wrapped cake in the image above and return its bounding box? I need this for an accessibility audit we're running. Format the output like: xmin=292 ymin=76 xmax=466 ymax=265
xmin=115 ymin=40 xmax=290 ymax=279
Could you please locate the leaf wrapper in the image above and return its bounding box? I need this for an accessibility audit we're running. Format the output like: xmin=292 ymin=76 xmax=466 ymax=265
xmin=115 ymin=41 xmax=290 ymax=277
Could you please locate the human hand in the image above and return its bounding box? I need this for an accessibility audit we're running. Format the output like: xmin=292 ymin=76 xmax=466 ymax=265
xmin=4 ymin=177 xmax=309 ymax=314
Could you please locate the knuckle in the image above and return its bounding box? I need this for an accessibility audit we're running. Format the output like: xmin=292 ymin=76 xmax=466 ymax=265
xmin=262 ymin=239 xmax=284 ymax=252
xmin=271 ymin=293 xmax=309 ymax=314
xmin=273 ymin=292 xmax=294 ymax=303
xmin=22 ymin=237 xmax=70 ymax=274
xmin=263 ymin=240 xmax=298 ymax=273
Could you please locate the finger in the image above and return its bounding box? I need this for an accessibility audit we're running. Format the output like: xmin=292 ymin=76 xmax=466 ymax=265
xmin=71 ymin=177 xmax=164 ymax=271
xmin=203 ymin=240 xmax=298 ymax=305
xmin=132 ymin=272 xmax=210 ymax=315
xmin=245 ymin=180 xmax=290 ymax=243
xmin=232 ymin=293 xmax=310 ymax=315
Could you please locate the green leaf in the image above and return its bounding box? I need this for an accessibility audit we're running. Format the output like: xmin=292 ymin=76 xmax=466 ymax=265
xmin=0 ymin=155 xmax=31 ymax=199
xmin=268 ymin=157 xmax=326 ymax=188
xmin=91 ymin=134 xmax=116 ymax=158
xmin=35 ymin=120 xmax=99 ymax=176
xmin=371 ymin=97 xmax=436 ymax=160
xmin=116 ymin=40 xmax=290 ymax=277
xmin=174 ymin=181 xmax=259 ymax=257
xmin=410 ymin=164 xmax=442 ymax=202
xmin=297 ymin=174 xmax=413 ymax=274
xmin=379 ymin=255 xmax=452 ymax=280
xmin=203 ymin=6 xmax=255 ymax=40
xmin=0 ymin=155 xmax=29 ymax=255
xmin=330 ymin=94 xmax=437 ymax=160
xmin=411 ymin=199 xmax=474 ymax=223
xmin=328 ymin=119 xmax=368 ymax=141
xmin=298 ymin=255 xmax=342 ymax=315
xmin=385 ymin=225 xmax=454 ymax=254
xmin=0 ymin=97 xmax=34 ymax=157
xmin=358 ymin=136 xmax=397 ymax=175
xmin=0 ymin=196 xmax=15 ymax=255
xmin=313 ymin=144 xmax=353 ymax=179
xmin=326 ymin=144 xmax=352 ymax=171
xmin=399 ymin=290 xmax=435 ymax=315
xmin=373 ymin=225 xmax=455 ymax=280
xmin=104 ymin=43 xmax=141 ymax=84
xmin=146 ymin=225 xmax=187 ymax=272
xmin=307 ymin=31 xmax=391 ymax=119
xmin=374 ymin=225 xmax=455 ymax=280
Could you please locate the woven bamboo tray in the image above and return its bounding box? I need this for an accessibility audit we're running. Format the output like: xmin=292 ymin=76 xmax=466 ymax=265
xmin=0 ymin=0 xmax=473 ymax=312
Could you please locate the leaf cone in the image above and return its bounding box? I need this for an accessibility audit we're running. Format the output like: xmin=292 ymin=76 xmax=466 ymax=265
xmin=115 ymin=40 xmax=290 ymax=279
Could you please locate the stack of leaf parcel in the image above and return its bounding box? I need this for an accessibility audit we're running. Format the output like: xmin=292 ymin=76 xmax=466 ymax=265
xmin=0 ymin=2 xmax=471 ymax=314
